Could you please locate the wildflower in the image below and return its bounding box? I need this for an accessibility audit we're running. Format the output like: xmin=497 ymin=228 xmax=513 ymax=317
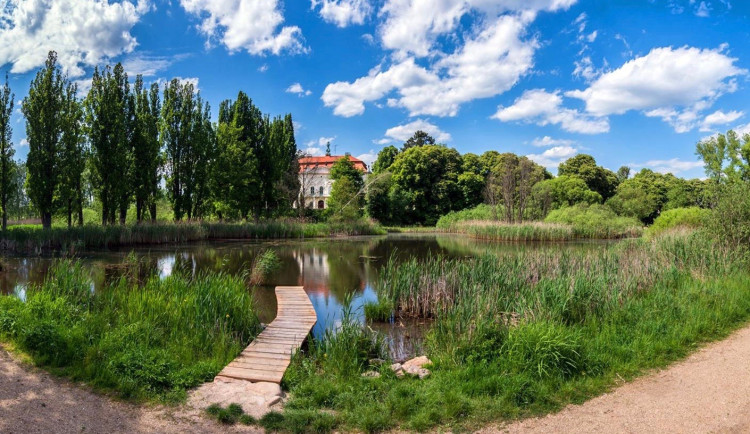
xmin=226 ymin=314 xmax=230 ymax=318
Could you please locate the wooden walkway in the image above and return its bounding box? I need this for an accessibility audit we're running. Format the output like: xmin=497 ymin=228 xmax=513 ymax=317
xmin=215 ymin=286 xmax=316 ymax=384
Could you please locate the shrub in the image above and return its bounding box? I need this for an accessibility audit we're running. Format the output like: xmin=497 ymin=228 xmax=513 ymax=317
xmin=646 ymin=207 xmax=710 ymax=238
xmin=707 ymin=182 xmax=750 ymax=250
xmin=545 ymin=203 xmax=643 ymax=238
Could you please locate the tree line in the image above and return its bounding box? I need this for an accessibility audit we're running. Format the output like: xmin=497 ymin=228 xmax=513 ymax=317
xmin=0 ymin=51 xmax=299 ymax=230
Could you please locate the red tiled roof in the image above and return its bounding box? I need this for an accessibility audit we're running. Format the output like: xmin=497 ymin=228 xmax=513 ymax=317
xmin=299 ymin=155 xmax=368 ymax=172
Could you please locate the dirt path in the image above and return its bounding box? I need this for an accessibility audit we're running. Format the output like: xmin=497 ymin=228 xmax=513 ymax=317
xmin=490 ymin=323 xmax=750 ymax=434
xmin=0 ymin=347 xmax=259 ymax=434
xmin=3 ymin=324 xmax=750 ymax=433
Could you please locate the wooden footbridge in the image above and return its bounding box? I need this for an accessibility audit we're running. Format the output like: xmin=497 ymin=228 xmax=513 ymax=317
xmin=215 ymin=286 xmax=316 ymax=384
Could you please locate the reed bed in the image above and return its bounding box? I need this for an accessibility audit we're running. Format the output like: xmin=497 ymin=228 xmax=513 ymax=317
xmin=0 ymin=219 xmax=386 ymax=254
xmin=0 ymin=261 xmax=261 ymax=402
xmin=283 ymin=231 xmax=750 ymax=432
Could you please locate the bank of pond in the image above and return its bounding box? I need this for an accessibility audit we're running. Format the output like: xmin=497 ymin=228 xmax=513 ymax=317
xmin=1 ymin=227 xmax=749 ymax=432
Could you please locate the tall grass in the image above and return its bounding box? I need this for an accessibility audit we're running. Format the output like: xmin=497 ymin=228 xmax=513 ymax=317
xmin=0 ymin=219 xmax=386 ymax=254
xmin=282 ymin=230 xmax=750 ymax=431
xmin=0 ymin=261 xmax=261 ymax=402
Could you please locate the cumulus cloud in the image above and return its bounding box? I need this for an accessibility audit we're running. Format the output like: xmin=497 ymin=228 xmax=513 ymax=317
xmin=323 ymin=13 xmax=539 ymax=117
xmin=383 ymin=119 xmax=451 ymax=143
xmin=122 ymin=54 xmax=187 ymax=77
xmin=19 ymin=138 xmax=29 ymax=148
xmin=566 ymin=45 xmax=746 ymax=132
xmin=735 ymin=122 xmax=750 ymax=137
xmin=312 ymin=0 xmax=371 ymax=27
xmin=527 ymin=145 xmax=578 ymax=168
xmin=0 ymin=0 xmax=150 ymax=77
xmin=356 ymin=150 xmax=378 ymax=167
xmin=530 ymin=136 xmax=576 ymax=147
xmin=699 ymin=110 xmax=744 ymax=132
xmin=638 ymin=158 xmax=704 ymax=174
xmin=286 ymin=83 xmax=312 ymax=96
xmin=180 ymin=0 xmax=306 ymax=55
xmin=493 ymin=89 xmax=609 ymax=134
xmin=303 ymin=136 xmax=335 ymax=156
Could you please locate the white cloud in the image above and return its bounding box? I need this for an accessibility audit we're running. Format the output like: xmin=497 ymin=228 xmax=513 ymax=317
xmin=699 ymin=110 xmax=744 ymax=132
xmin=154 ymin=77 xmax=200 ymax=91
xmin=493 ymin=89 xmax=610 ymax=134
xmin=258 ymin=64 xmax=269 ymax=73
xmin=383 ymin=119 xmax=451 ymax=143
xmin=356 ymin=150 xmax=378 ymax=168
xmin=180 ymin=0 xmax=306 ymax=55
xmin=323 ymin=13 xmax=538 ymax=117
xmin=123 ymin=54 xmax=183 ymax=77
xmin=586 ymin=30 xmax=598 ymax=43
xmin=18 ymin=138 xmax=28 ymax=148
xmin=72 ymin=78 xmax=93 ymax=97
xmin=638 ymin=158 xmax=704 ymax=174
xmin=527 ymin=145 xmax=578 ymax=168
xmin=286 ymin=83 xmax=312 ymax=96
xmin=374 ymin=138 xmax=392 ymax=145
xmin=566 ymin=46 xmax=746 ymax=132
xmin=0 ymin=0 xmax=149 ymax=77
xmin=695 ymin=1 xmax=711 ymax=17
xmin=304 ymin=136 xmax=336 ymax=155
xmin=530 ymin=136 xmax=575 ymax=147
xmin=312 ymin=0 xmax=371 ymax=27
xmin=735 ymin=122 xmax=750 ymax=137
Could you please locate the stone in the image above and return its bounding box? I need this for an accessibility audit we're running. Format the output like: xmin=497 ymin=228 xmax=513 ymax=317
xmin=402 ymin=356 xmax=431 ymax=375
xmin=361 ymin=371 xmax=381 ymax=378
xmin=188 ymin=378 xmax=285 ymax=420
xmin=416 ymin=368 xmax=431 ymax=379
xmin=369 ymin=358 xmax=386 ymax=366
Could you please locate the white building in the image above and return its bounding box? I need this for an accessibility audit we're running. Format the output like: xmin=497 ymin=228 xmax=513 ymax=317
xmin=297 ymin=155 xmax=369 ymax=209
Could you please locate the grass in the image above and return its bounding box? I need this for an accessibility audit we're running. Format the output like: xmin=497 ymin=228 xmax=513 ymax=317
xmin=645 ymin=207 xmax=711 ymax=239
xmin=249 ymin=250 xmax=282 ymax=285
xmin=0 ymin=261 xmax=261 ymax=403
xmin=434 ymin=203 xmax=642 ymax=241
xmin=282 ymin=230 xmax=750 ymax=431
xmin=0 ymin=219 xmax=386 ymax=255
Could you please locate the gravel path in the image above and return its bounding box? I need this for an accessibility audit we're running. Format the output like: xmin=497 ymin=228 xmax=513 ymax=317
xmin=3 ymin=323 xmax=750 ymax=433
xmin=492 ymin=323 xmax=750 ymax=434
xmin=0 ymin=347 xmax=259 ymax=434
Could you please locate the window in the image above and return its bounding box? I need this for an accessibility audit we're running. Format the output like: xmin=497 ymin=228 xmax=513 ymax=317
xmin=319 ymin=186 xmax=324 ymax=195
xmin=310 ymin=186 xmax=315 ymax=195
xmin=317 ymin=200 xmax=325 ymax=209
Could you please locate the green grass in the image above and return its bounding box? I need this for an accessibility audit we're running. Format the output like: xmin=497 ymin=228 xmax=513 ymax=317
xmin=645 ymin=207 xmax=711 ymax=239
xmin=0 ymin=219 xmax=386 ymax=254
xmin=544 ymin=203 xmax=643 ymax=239
xmin=435 ymin=204 xmax=498 ymax=229
xmin=282 ymin=230 xmax=750 ymax=431
xmin=0 ymin=261 xmax=261 ymax=403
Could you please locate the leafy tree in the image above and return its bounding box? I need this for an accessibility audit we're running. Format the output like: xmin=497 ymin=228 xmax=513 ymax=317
xmin=696 ymin=129 xmax=750 ymax=184
xmin=402 ymin=130 xmax=435 ymax=151
xmin=328 ymin=156 xmax=364 ymax=220
xmin=485 ymin=153 xmax=546 ymax=222
xmin=132 ymin=76 xmax=162 ymax=222
xmin=0 ymin=74 xmax=13 ymax=230
xmin=616 ymin=166 xmax=630 ymax=182
xmin=558 ymin=154 xmax=619 ymax=201
xmin=389 ymin=145 xmax=463 ymax=225
xmin=58 ymin=82 xmax=85 ymax=227
xmin=22 ymin=51 xmax=67 ymax=229
xmin=606 ymin=169 xmax=687 ymax=223
xmin=372 ymin=145 xmax=399 ymax=174
xmin=365 ymin=171 xmax=392 ymax=224
xmin=531 ymin=175 xmax=602 ymax=218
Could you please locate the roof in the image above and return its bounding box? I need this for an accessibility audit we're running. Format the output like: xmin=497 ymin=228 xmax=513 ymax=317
xmin=299 ymin=155 xmax=368 ymax=172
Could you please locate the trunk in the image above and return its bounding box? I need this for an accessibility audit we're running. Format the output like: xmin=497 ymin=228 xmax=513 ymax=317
xmin=149 ymin=202 xmax=156 ymax=222
xmin=42 ymin=211 xmax=52 ymax=230
xmin=102 ymin=201 xmax=108 ymax=226
xmin=76 ymin=182 xmax=84 ymax=226
xmin=2 ymin=195 xmax=6 ymax=231
xmin=136 ymin=198 xmax=143 ymax=223
xmin=119 ymin=207 xmax=126 ymax=225
xmin=67 ymin=199 xmax=72 ymax=228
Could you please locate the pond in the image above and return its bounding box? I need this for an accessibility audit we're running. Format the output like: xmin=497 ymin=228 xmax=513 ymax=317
xmin=0 ymin=233 xmax=606 ymax=360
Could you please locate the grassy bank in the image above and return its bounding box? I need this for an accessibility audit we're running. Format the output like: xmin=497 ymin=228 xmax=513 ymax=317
xmin=0 ymin=261 xmax=261 ymax=402
xmin=436 ymin=204 xmax=643 ymax=241
xmin=0 ymin=219 xmax=386 ymax=254
xmin=281 ymin=231 xmax=750 ymax=432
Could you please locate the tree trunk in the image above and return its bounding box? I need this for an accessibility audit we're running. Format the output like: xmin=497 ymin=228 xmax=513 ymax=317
xmin=67 ymin=199 xmax=72 ymax=228
xmin=2 ymin=195 xmax=6 ymax=231
xmin=149 ymin=201 xmax=156 ymax=222
xmin=119 ymin=207 xmax=126 ymax=225
xmin=42 ymin=211 xmax=52 ymax=230
xmin=136 ymin=198 xmax=143 ymax=223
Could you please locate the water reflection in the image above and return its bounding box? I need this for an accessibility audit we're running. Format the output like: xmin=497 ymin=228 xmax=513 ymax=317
xmin=0 ymin=234 xmax=606 ymax=359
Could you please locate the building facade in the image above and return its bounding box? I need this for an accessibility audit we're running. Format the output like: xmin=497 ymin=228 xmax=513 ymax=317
xmin=297 ymin=155 xmax=369 ymax=209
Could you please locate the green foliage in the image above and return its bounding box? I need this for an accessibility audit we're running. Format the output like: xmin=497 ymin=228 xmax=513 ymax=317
xmin=402 ymin=130 xmax=435 ymax=151
xmin=132 ymin=76 xmax=162 ymax=222
xmin=365 ymin=172 xmax=393 ymax=224
xmin=435 ymin=204 xmax=497 ymax=228
xmin=328 ymin=157 xmax=365 ymax=221
xmin=558 ymin=154 xmax=620 ymax=201
xmin=696 ymin=129 xmax=750 ymax=183
xmin=250 ymin=250 xmax=281 ymax=284
xmin=0 ymin=73 xmax=14 ymax=231
xmin=544 ymin=203 xmax=643 ymax=238
xmin=364 ymin=299 xmax=394 ymax=322
xmin=706 ymin=182 xmax=750 ymax=250
xmin=389 ymin=145 xmax=465 ymax=226
xmin=530 ymin=175 xmax=602 ymax=219
xmin=485 ymin=153 xmax=547 ymax=222
xmin=0 ymin=260 xmax=260 ymax=402
xmin=372 ymin=146 xmax=399 ymax=174
xmin=646 ymin=207 xmax=710 ymax=238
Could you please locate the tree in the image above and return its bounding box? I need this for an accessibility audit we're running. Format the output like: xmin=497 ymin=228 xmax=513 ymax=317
xmin=132 ymin=76 xmax=162 ymax=222
xmin=696 ymin=129 xmax=750 ymax=184
xmin=402 ymin=130 xmax=435 ymax=151
xmin=558 ymin=154 xmax=619 ymax=201
xmin=22 ymin=51 xmax=66 ymax=229
xmin=58 ymin=82 xmax=85 ymax=227
xmin=85 ymin=64 xmax=132 ymax=225
xmin=389 ymin=145 xmax=463 ymax=225
xmin=372 ymin=145 xmax=399 ymax=174
xmin=0 ymin=74 xmax=13 ymax=230
xmin=530 ymin=175 xmax=602 ymax=218
xmin=616 ymin=166 xmax=630 ymax=182
xmin=484 ymin=153 xmax=546 ymax=222
xmin=365 ymin=171 xmax=392 ymax=223
xmin=328 ymin=156 xmax=365 ymax=220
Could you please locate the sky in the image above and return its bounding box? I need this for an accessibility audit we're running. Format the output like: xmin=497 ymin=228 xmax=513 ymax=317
xmin=1 ymin=0 xmax=749 ymax=179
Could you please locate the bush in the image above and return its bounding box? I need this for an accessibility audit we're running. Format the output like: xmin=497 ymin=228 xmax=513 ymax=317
xmin=545 ymin=203 xmax=643 ymax=238
xmin=707 ymin=182 xmax=750 ymax=250
xmin=646 ymin=207 xmax=710 ymax=238
xmin=436 ymin=204 xmax=499 ymax=229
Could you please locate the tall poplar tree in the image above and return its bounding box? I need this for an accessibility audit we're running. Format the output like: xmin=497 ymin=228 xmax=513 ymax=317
xmin=22 ymin=51 xmax=66 ymax=229
xmin=0 ymin=74 xmax=14 ymax=231
xmin=58 ymin=82 xmax=86 ymax=227
xmin=132 ymin=76 xmax=161 ymax=222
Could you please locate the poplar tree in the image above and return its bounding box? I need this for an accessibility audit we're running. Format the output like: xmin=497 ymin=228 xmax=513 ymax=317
xmin=22 ymin=51 xmax=66 ymax=229
xmin=0 ymin=74 xmax=14 ymax=230
xmin=132 ymin=76 xmax=161 ymax=222
xmin=58 ymin=82 xmax=86 ymax=227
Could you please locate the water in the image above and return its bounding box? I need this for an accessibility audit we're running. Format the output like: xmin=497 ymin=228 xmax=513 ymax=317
xmin=0 ymin=233 xmax=605 ymax=360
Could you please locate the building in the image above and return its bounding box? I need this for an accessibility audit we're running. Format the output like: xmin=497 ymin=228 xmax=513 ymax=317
xmin=297 ymin=155 xmax=369 ymax=209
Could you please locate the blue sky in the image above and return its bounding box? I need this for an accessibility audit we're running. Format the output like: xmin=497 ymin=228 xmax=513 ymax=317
xmin=1 ymin=0 xmax=749 ymax=178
